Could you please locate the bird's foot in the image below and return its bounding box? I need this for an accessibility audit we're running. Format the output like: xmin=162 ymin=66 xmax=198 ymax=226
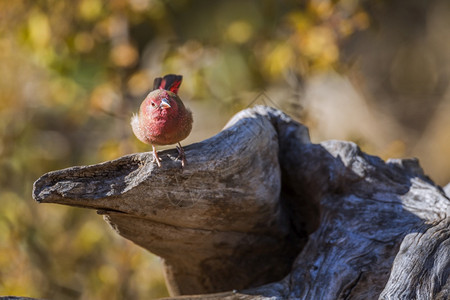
xmin=152 ymin=146 xmax=162 ymax=168
xmin=176 ymin=142 xmax=187 ymax=168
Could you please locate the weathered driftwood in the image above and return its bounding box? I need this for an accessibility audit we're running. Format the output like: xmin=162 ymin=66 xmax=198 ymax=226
xmin=33 ymin=106 xmax=449 ymax=299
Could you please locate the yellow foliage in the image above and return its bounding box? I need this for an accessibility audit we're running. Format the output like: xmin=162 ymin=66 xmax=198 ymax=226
xmin=226 ymin=21 xmax=253 ymax=44
xmin=127 ymin=71 xmax=152 ymax=97
xmin=98 ymin=264 xmax=119 ymax=284
xmin=74 ymin=32 xmax=95 ymax=53
xmin=6 ymin=1 xmax=448 ymax=299
xmin=28 ymin=11 xmax=51 ymax=49
xmin=264 ymin=42 xmax=295 ymax=78
xmin=78 ymin=0 xmax=103 ymax=21
xmin=110 ymin=43 xmax=139 ymax=67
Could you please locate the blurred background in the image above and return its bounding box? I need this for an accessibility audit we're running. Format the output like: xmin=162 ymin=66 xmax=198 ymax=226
xmin=1 ymin=0 xmax=450 ymax=299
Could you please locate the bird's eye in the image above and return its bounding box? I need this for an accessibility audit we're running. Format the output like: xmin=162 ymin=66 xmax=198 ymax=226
xmin=151 ymin=102 xmax=156 ymax=107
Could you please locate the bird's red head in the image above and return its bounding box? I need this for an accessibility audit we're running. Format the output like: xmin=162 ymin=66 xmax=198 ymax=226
xmin=140 ymin=89 xmax=180 ymax=120
xmin=140 ymin=74 xmax=184 ymax=119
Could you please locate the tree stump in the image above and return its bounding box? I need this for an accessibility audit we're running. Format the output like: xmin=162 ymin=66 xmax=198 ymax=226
xmin=33 ymin=106 xmax=450 ymax=299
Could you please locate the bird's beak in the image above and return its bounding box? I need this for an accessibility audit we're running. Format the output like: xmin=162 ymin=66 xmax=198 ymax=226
xmin=160 ymin=98 xmax=171 ymax=109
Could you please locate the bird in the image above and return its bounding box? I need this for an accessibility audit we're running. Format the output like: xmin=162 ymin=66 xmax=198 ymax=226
xmin=131 ymin=74 xmax=193 ymax=167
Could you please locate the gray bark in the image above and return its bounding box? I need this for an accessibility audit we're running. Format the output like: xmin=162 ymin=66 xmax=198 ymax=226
xmin=33 ymin=106 xmax=450 ymax=299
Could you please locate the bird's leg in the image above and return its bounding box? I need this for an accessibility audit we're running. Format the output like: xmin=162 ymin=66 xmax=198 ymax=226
xmin=176 ymin=142 xmax=187 ymax=167
xmin=152 ymin=145 xmax=162 ymax=167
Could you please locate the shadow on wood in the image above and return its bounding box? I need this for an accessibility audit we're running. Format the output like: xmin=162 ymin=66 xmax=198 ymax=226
xmin=33 ymin=106 xmax=450 ymax=299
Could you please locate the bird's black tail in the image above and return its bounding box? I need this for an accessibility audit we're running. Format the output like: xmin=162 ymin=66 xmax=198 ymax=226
xmin=153 ymin=74 xmax=183 ymax=94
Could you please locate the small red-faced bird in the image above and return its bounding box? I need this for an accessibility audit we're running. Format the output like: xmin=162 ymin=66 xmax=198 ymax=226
xmin=131 ymin=74 xmax=193 ymax=167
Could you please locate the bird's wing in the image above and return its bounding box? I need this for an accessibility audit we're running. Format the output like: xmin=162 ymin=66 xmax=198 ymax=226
xmin=154 ymin=74 xmax=183 ymax=94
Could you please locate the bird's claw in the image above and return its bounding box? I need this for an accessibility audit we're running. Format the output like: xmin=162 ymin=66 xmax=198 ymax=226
xmin=152 ymin=146 xmax=162 ymax=168
xmin=152 ymin=144 xmax=186 ymax=168
xmin=176 ymin=143 xmax=187 ymax=168
xmin=152 ymin=155 xmax=162 ymax=168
